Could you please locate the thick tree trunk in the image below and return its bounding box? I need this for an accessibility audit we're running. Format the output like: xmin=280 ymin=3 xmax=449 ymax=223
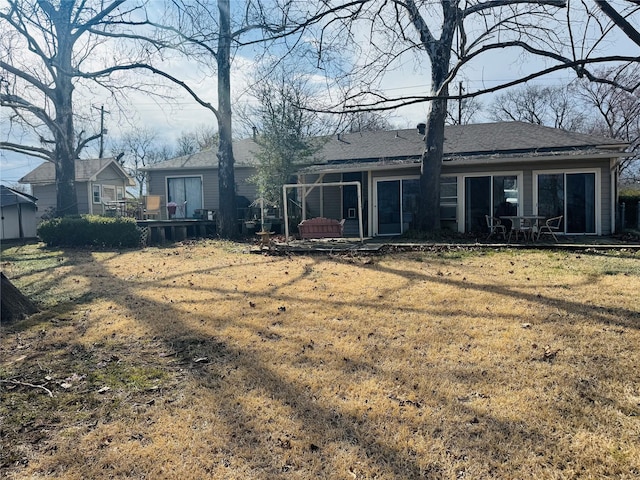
xmin=417 ymin=50 xmax=452 ymax=232
xmin=418 ymin=93 xmax=448 ymax=231
xmin=1 ymin=272 xmax=38 ymax=323
xmin=53 ymin=2 xmax=78 ymax=217
xmin=216 ymin=0 xmax=237 ymax=239
xmin=415 ymin=3 xmax=457 ymax=232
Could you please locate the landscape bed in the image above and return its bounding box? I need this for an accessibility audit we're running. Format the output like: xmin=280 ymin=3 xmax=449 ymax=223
xmin=1 ymin=240 xmax=639 ymax=479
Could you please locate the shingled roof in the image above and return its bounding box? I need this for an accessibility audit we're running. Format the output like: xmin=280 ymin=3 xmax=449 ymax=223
xmin=19 ymin=158 xmax=135 ymax=185
xmin=144 ymin=121 xmax=628 ymax=172
xmin=0 ymin=185 xmax=38 ymax=207
xmin=313 ymin=121 xmax=627 ymax=164
xmin=143 ymin=138 xmax=261 ymax=170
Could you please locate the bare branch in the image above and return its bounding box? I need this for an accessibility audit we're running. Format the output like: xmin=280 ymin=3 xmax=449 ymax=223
xmin=77 ymin=63 xmax=220 ymax=121
xmin=0 ymin=141 xmax=54 ymax=161
xmin=595 ymin=0 xmax=640 ymax=48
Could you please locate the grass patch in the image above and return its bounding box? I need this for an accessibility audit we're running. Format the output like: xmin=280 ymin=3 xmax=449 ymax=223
xmin=1 ymin=240 xmax=639 ymax=478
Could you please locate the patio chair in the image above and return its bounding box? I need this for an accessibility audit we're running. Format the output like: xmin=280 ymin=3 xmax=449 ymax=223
xmin=508 ymin=217 xmax=533 ymax=243
xmin=485 ymin=215 xmax=507 ymax=241
xmin=537 ymin=215 xmax=563 ymax=242
xmin=143 ymin=195 xmax=162 ymax=220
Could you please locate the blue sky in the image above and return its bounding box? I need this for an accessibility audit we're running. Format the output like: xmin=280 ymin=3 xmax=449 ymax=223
xmin=2 ymin=2 xmax=638 ymax=188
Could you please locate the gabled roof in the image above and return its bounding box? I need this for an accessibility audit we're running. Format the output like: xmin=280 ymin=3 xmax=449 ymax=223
xmin=143 ymin=121 xmax=628 ymax=172
xmin=143 ymin=138 xmax=261 ymax=171
xmin=19 ymin=158 xmax=135 ymax=186
xmin=0 ymin=185 xmax=38 ymax=207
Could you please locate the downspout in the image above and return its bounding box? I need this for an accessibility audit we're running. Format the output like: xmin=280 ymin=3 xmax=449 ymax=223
xmin=611 ymin=159 xmax=619 ymax=234
xmin=17 ymin=200 xmax=24 ymax=239
xmin=88 ymin=182 xmax=94 ymax=215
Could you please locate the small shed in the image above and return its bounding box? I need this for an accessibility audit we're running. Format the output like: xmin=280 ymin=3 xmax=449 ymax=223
xmin=0 ymin=185 xmax=38 ymax=240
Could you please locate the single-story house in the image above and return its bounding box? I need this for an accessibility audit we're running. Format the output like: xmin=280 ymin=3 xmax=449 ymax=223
xmin=142 ymin=139 xmax=262 ymax=220
xmin=19 ymin=158 xmax=135 ymax=221
xmin=0 ymin=185 xmax=38 ymax=240
xmin=143 ymin=122 xmax=629 ymax=237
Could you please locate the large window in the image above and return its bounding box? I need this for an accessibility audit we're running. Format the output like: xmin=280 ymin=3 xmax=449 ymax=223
xmin=440 ymin=177 xmax=458 ymax=222
xmin=102 ymin=185 xmax=116 ymax=202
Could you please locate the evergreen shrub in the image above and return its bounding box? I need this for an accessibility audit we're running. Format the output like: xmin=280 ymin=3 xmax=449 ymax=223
xmin=38 ymin=215 xmax=141 ymax=248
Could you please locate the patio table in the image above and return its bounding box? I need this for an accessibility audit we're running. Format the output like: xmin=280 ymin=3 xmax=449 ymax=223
xmin=500 ymin=215 xmax=546 ymax=242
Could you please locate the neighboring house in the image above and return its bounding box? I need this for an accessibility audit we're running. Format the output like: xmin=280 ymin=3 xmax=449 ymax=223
xmin=143 ymin=122 xmax=629 ymax=237
xmin=19 ymin=158 xmax=135 ymax=222
xmin=142 ymin=139 xmax=261 ymax=220
xmin=0 ymin=185 xmax=38 ymax=240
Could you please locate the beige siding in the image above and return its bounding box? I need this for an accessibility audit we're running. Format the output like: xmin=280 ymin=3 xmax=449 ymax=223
xmin=147 ymin=167 xmax=258 ymax=214
xmin=1 ymin=204 xmax=38 ymax=239
xmin=77 ymin=182 xmax=89 ymax=215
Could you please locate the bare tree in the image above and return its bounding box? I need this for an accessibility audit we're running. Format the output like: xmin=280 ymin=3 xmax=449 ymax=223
xmin=110 ymin=128 xmax=172 ymax=197
xmin=489 ymin=84 xmax=585 ymax=131
xmin=0 ymin=0 xmax=300 ymax=236
xmin=301 ymin=1 xmax=638 ymax=231
xmin=339 ymin=111 xmax=393 ymax=133
xmin=0 ymin=0 xmax=181 ymax=216
xmin=447 ymin=83 xmax=483 ymax=126
xmin=594 ymin=1 xmax=640 ymax=48
xmin=175 ymin=125 xmax=219 ymax=156
xmin=578 ymin=67 xmax=640 ymax=179
xmin=151 ymin=0 xmax=325 ymax=238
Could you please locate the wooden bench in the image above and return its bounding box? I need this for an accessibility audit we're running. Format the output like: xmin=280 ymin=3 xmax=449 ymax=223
xmin=298 ymin=217 xmax=345 ymax=239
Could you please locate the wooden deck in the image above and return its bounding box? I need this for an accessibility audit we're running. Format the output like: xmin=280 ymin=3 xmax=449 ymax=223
xmin=137 ymin=219 xmax=216 ymax=245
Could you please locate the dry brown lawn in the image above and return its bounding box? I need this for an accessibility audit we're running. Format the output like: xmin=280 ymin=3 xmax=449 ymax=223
xmin=1 ymin=240 xmax=639 ymax=479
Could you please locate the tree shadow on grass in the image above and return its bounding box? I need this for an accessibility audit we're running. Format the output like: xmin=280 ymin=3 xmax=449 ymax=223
xmin=69 ymin=252 xmax=556 ymax=475
xmin=6 ymin=245 xmax=638 ymax=478
xmin=326 ymin=251 xmax=640 ymax=331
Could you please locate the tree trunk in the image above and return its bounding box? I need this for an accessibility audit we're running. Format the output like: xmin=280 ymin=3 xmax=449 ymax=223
xmin=415 ymin=4 xmax=457 ymax=232
xmin=1 ymin=272 xmax=38 ymax=323
xmin=53 ymin=2 xmax=79 ymax=217
xmin=216 ymin=0 xmax=237 ymax=239
xmin=417 ymin=46 xmax=452 ymax=232
xmin=418 ymin=92 xmax=448 ymax=231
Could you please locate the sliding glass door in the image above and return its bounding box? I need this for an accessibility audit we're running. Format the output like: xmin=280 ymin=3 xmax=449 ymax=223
xmin=536 ymin=172 xmax=596 ymax=234
xmin=167 ymin=177 xmax=202 ymax=219
xmin=465 ymin=175 xmax=519 ymax=233
xmin=375 ymin=178 xmax=419 ymax=235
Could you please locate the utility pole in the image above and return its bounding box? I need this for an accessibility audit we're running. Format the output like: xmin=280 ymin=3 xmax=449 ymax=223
xmin=458 ymin=81 xmax=464 ymax=125
xmin=93 ymin=105 xmax=109 ymax=158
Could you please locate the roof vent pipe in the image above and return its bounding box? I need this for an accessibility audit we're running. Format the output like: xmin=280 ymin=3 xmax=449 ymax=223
xmin=252 ymin=126 xmax=258 ymax=140
xmin=417 ymin=123 xmax=426 ymax=135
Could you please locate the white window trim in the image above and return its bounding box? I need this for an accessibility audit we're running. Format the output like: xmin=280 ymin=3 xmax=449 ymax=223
xmin=372 ymin=175 xmax=419 ymax=236
xmin=92 ymin=184 xmax=101 ymax=204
